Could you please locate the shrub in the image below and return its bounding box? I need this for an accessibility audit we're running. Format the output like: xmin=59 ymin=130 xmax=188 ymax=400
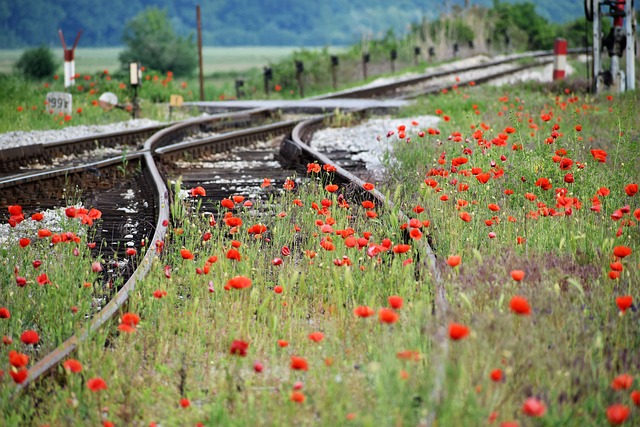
xmin=14 ymin=46 xmax=57 ymax=80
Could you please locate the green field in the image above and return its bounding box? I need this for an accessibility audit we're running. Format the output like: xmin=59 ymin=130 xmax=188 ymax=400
xmin=0 ymin=46 xmax=346 ymax=75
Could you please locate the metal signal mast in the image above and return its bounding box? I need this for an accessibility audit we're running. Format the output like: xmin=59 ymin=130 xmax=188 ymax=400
xmin=585 ymin=0 xmax=636 ymax=93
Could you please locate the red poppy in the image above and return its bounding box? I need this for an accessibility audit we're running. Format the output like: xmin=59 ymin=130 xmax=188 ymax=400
xmin=625 ymin=183 xmax=638 ymax=196
xmin=9 ymin=350 xmax=29 ymax=368
xmin=476 ymin=172 xmax=491 ymax=184
xmin=190 ymin=186 xmax=206 ymax=197
xmin=180 ymin=398 xmax=190 ymax=408
xmin=606 ymin=404 xmax=630 ymax=425
xmin=392 ymin=244 xmax=411 ymax=254
xmin=63 ymin=359 xmax=83 ymax=373
xmin=631 ymin=390 xmax=640 ymax=406
xmin=613 ymin=246 xmax=632 ymax=258
xmin=535 ymin=177 xmax=552 ymax=190
xmin=0 ymin=307 xmax=10 ymax=319
xmin=459 ymin=212 xmax=472 ymax=222
xmin=278 ymin=339 xmax=289 ymax=347
xmin=616 ymin=296 xmax=633 ymax=314
xmin=290 ymin=391 xmax=305 ymax=403
xmin=227 ymin=275 xmax=251 ymax=289
xmin=10 ymin=369 xmax=28 ymax=384
xmin=521 ymin=397 xmax=546 ymax=417
xmin=226 ymin=248 xmax=241 ymax=261
xmin=36 ymin=273 xmax=51 ymax=285
xmin=230 ymin=340 xmax=249 ymax=357
xmin=308 ymin=332 xmax=324 ymax=343
xmin=354 ymin=306 xmax=374 ymax=318
xmin=590 ymin=149 xmax=608 ymax=162
xmin=19 ymin=238 xmax=30 ymax=248
xmin=612 ymin=374 xmax=634 ymax=390
xmin=510 ymin=270 xmax=525 ymax=281
xmin=87 ymin=377 xmax=108 ymax=392
xmin=153 ymin=289 xmax=167 ymax=299
xmin=363 ymin=182 xmax=375 ymax=191
xmin=490 ymin=369 xmax=503 ymax=382
xmin=180 ymin=248 xmax=193 ymax=259
xmin=488 ymin=203 xmax=500 ymax=212
xmin=283 ymin=179 xmax=295 ymax=190
xmin=448 ymin=323 xmax=469 ymax=340
xmin=290 ymin=356 xmax=308 ymax=371
xmin=447 ymin=255 xmax=461 ymax=267
xmin=388 ymin=295 xmax=403 ymax=309
xmin=509 ymin=296 xmax=531 ymax=315
xmin=378 ymin=308 xmax=399 ymax=324
xmin=20 ymin=330 xmax=39 ymax=345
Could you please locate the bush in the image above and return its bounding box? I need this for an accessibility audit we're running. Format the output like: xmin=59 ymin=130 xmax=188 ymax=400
xmin=14 ymin=46 xmax=57 ymax=80
xmin=119 ymin=7 xmax=197 ymax=77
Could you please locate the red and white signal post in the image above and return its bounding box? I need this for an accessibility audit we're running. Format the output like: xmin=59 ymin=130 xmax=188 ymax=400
xmin=58 ymin=29 xmax=82 ymax=88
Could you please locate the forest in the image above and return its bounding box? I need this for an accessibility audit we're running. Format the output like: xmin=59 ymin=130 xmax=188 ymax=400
xmin=0 ymin=0 xmax=586 ymax=48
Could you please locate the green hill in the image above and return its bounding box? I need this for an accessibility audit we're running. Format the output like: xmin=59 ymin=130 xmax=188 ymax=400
xmin=0 ymin=0 xmax=587 ymax=48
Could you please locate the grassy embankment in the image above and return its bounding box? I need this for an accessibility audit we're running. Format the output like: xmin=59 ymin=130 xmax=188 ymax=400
xmin=1 ymin=75 xmax=638 ymax=426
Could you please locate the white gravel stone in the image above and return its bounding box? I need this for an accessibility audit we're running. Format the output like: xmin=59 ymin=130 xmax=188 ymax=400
xmin=310 ymin=115 xmax=440 ymax=180
xmin=0 ymin=119 xmax=164 ymax=150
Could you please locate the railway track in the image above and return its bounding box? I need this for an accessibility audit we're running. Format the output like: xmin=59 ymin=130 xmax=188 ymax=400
xmin=2 ymin=49 xmax=573 ymax=405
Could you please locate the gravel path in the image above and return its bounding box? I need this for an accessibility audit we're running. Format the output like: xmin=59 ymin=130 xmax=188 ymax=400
xmin=0 ymin=119 xmax=164 ymax=150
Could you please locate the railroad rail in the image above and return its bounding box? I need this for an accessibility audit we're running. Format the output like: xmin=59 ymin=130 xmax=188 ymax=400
xmin=2 ymin=49 xmax=575 ymax=403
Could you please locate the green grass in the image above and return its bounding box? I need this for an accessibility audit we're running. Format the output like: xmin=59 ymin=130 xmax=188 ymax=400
xmin=1 ymin=79 xmax=639 ymax=426
xmin=0 ymin=46 xmax=346 ymax=76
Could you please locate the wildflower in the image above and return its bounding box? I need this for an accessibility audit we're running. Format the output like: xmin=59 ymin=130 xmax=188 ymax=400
xmin=230 ymin=340 xmax=249 ymax=357
xmin=177 ymin=248 xmax=194 ymax=261
xmin=253 ymin=361 xmax=264 ymax=373
xmin=388 ymin=295 xmax=403 ymax=309
xmin=606 ymin=404 xmax=630 ymax=425
xmin=226 ymin=248 xmax=241 ymax=261
xmin=590 ymin=149 xmax=608 ymax=162
xmin=446 ymin=255 xmax=461 ymax=267
xmin=290 ymin=391 xmax=305 ymax=403
xmin=449 ymin=323 xmax=469 ymax=340
xmin=10 ymin=369 xmax=28 ymax=384
xmin=153 ymin=289 xmax=167 ymax=299
xmin=392 ymin=244 xmax=410 ymax=254
xmin=459 ymin=212 xmax=472 ymax=222
xmin=363 ymin=182 xmax=375 ymax=191
xmin=308 ymin=332 xmax=324 ymax=343
xmin=612 ymin=374 xmax=633 ymax=391
xmin=354 ymin=306 xmax=375 ymax=318
xmin=227 ymin=276 xmax=251 ymax=289
xmin=625 ymin=183 xmax=638 ymax=196
xmin=9 ymin=350 xmax=29 ymax=368
xmin=522 ymin=397 xmax=546 ymax=417
xmin=278 ymin=340 xmax=289 ymax=347
xmin=290 ymin=356 xmax=309 ymax=371
xmin=616 ymin=296 xmax=633 ymax=314
xmin=631 ymin=390 xmax=640 ymax=406
xmin=490 ymin=369 xmax=503 ymax=382
xmin=378 ymin=308 xmax=399 ymax=324
xmin=613 ymin=246 xmax=632 ymax=258
xmin=180 ymin=398 xmax=190 ymax=408
xmin=19 ymin=238 xmax=30 ymax=248
xmin=20 ymin=330 xmax=39 ymax=345
xmin=510 ymin=270 xmax=525 ymax=281
xmin=87 ymin=377 xmax=108 ymax=392
xmin=509 ymin=296 xmax=531 ymax=315
xmin=63 ymin=359 xmax=83 ymax=373
xmin=0 ymin=307 xmax=9 ymax=319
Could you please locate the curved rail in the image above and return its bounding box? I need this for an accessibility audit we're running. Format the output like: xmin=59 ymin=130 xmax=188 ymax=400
xmin=0 ymin=108 xmax=276 ymax=176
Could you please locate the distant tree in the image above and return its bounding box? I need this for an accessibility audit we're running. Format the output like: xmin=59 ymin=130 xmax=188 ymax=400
xmin=14 ymin=46 xmax=57 ymax=80
xmin=119 ymin=7 xmax=197 ymax=77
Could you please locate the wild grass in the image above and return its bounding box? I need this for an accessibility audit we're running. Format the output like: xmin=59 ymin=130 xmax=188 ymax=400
xmin=1 ymin=81 xmax=638 ymax=426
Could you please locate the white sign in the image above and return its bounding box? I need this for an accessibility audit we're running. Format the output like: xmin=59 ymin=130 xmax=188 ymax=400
xmin=46 ymin=92 xmax=73 ymax=115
